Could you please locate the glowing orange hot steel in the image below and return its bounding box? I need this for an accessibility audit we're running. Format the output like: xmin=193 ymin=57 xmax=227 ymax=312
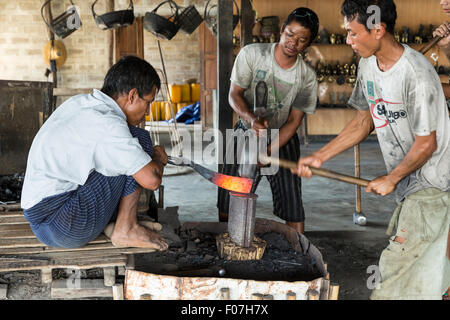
xmin=212 ymin=175 xmax=253 ymax=194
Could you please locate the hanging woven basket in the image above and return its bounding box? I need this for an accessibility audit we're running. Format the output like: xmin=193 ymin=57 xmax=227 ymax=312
xmin=177 ymin=5 xmax=203 ymax=34
xmin=144 ymin=0 xmax=180 ymax=40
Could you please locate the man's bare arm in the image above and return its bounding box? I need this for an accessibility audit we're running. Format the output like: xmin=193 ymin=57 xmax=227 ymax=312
xmin=270 ymin=108 xmax=305 ymax=154
xmin=229 ymin=83 xmax=268 ymax=135
xmin=132 ymin=146 xmax=168 ymax=191
xmin=295 ymin=110 xmax=374 ymax=178
xmin=366 ymin=132 xmax=437 ymax=196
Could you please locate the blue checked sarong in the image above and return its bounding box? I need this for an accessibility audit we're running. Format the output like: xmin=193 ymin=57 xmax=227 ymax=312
xmin=23 ymin=125 xmax=153 ymax=248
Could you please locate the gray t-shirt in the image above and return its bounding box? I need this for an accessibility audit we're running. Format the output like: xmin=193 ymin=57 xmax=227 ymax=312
xmin=348 ymin=44 xmax=450 ymax=203
xmin=230 ymin=43 xmax=318 ymax=129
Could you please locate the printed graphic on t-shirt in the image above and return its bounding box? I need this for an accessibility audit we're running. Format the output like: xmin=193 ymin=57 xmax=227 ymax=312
xmin=273 ymin=75 xmax=294 ymax=106
xmin=255 ymin=70 xmax=267 ymax=81
xmin=367 ymin=81 xmax=406 ymax=129
xmin=370 ymin=99 xmax=407 ymax=129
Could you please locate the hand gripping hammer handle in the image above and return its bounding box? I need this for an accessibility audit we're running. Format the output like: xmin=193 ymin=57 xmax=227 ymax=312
xmin=260 ymin=155 xmax=371 ymax=188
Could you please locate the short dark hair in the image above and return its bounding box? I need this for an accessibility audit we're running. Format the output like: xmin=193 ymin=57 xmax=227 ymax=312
xmin=101 ymin=55 xmax=161 ymax=99
xmin=341 ymin=0 xmax=397 ymax=34
xmin=282 ymin=7 xmax=320 ymax=45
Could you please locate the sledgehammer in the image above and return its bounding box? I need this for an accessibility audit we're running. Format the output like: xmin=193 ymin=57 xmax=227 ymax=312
xmin=260 ymin=154 xmax=371 ymax=226
xmin=259 ymin=155 xmax=370 ymax=188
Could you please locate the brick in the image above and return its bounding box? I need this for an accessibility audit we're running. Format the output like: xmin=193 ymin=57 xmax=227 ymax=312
xmin=1 ymin=0 xmax=201 ymax=93
xmin=25 ymin=49 xmax=42 ymax=55
xmin=10 ymin=37 xmax=30 ymax=44
xmin=18 ymin=2 xmax=40 ymax=11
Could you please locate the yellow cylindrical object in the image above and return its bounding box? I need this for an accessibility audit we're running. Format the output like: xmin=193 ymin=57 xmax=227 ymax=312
xmin=150 ymin=101 xmax=160 ymax=121
xmin=191 ymin=83 xmax=201 ymax=102
xmin=177 ymin=102 xmax=189 ymax=113
xmin=163 ymin=102 xmax=176 ymax=120
xmin=163 ymin=102 xmax=169 ymax=121
xmin=180 ymin=84 xmax=191 ymax=102
xmin=168 ymin=84 xmax=182 ymax=104
xmin=160 ymin=101 xmax=166 ymax=121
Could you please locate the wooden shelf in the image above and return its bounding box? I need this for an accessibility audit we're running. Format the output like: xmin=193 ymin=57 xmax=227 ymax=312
xmin=305 ymin=108 xmax=356 ymax=136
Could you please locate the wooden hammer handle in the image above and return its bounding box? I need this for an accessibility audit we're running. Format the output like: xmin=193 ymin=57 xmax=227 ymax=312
xmin=419 ymin=36 xmax=442 ymax=54
xmin=261 ymin=155 xmax=371 ymax=188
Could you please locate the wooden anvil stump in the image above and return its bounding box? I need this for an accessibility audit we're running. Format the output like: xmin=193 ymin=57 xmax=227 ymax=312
xmin=216 ymin=232 xmax=266 ymax=261
xmin=217 ymin=192 xmax=266 ymax=260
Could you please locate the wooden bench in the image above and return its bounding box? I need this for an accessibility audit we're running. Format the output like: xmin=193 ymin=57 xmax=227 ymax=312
xmin=0 ymin=202 xmax=159 ymax=299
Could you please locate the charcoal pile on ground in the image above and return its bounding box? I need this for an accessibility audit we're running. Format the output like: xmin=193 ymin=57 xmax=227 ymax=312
xmin=135 ymin=229 xmax=322 ymax=282
xmin=0 ymin=173 xmax=24 ymax=203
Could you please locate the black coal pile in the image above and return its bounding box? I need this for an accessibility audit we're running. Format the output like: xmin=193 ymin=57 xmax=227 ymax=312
xmin=0 ymin=173 xmax=25 ymax=203
xmin=135 ymin=229 xmax=322 ymax=282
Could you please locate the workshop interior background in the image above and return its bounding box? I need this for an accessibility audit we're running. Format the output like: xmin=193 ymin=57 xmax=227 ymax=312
xmin=1 ymin=0 xmax=447 ymax=129
xmin=0 ymin=0 xmax=448 ymax=301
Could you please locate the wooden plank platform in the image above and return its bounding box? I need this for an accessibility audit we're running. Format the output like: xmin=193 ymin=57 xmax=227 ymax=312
xmin=0 ymin=210 xmax=156 ymax=274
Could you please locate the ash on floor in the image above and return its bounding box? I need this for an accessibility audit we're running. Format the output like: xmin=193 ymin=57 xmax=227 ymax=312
xmin=135 ymin=229 xmax=323 ymax=282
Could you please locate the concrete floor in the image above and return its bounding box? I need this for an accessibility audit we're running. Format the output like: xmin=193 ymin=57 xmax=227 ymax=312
xmin=159 ymin=134 xmax=396 ymax=300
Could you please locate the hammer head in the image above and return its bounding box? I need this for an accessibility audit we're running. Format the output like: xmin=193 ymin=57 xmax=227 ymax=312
xmin=353 ymin=212 xmax=367 ymax=226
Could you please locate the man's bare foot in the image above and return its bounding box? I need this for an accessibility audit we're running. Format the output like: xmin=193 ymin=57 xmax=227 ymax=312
xmin=110 ymin=223 xmax=168 ymax=250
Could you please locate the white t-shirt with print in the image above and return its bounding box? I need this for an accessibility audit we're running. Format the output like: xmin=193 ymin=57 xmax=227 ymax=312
xmin=348 ymin=44 xmax=450 ymax=203
xmin=231 ymin=43 xmax=318 ymax=129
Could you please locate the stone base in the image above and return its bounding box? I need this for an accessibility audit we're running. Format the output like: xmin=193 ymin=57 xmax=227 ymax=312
xmin=216 ymin=233 xmax=266 ymax=261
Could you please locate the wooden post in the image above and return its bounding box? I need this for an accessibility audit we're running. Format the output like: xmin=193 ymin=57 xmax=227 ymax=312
xmin=320 ymin=279 xmax=331 ymax=300
xmin=324 ymin=263 xmax=330 ymax=280
xmin=107 ymin=0 xmax=115 ymax=67
xmin=302 ymin=116 xmax=309 ymax=146
xmin=220 ymin=287 xmax=230 ymax=300
xmin=252 ymin=293 xmax=264 ymax=300
xmin=158 ymin=185 xmax=164 ymax=209
xmin=117 ymin=266 xmax=126 ymax=276
xmin=240 ymin=0 xmax=255 ymax=47
xmin=112 ymin=284 xmax=124 ymax=300
xmin=216 ymin=233 xmax=266 ymax=261
xmin=355 ymin=144 xmax=361 ymax=213
xmin=103 ymin=267 xmax=116 ymax=287
xmin=217 ymin=0 xmax=234 ymax=175
xmin=308 ymin=289 xmax=319 ymax=300
xmin=126 ymin=255 xmax=135 ymax=270
xmin=0 ymin=284 xmax=7 ymax=300
xmin=286 ymin=291 xmax=296 ymax=300
xmin=329 ymin=283 xmax=340 ymax=300
xmin=51 ymin=279 xmax=113 ymax=299
xmin=41 ymin=268 xmax=53 ymax=284
xmin=44 ymin=1 xmax=57 ymax=112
